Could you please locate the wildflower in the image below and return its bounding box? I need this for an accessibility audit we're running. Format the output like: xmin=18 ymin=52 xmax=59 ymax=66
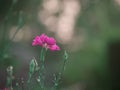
xmin=32 ymin=34 xmax=60 ymax=51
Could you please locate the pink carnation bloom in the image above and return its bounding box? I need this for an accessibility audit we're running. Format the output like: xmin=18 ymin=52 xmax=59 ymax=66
xmin=32 ymin=34 xmax=60 ymax=51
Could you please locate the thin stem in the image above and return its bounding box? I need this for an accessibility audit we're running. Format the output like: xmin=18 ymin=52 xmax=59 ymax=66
xmin=10 ymin=82 xmax=13 ymax=90
xmin=53 ymin=51 xmax=68 ymax=90
xmin=6 ymin=66 xmax=14 ymax=90
xmin=0 ymin=11 xmax=24 ymax=59
xmin=15 ymin=82 xmax=19 ymax=90
xmin=1 ymin=0 xmax=17 ymax=46
xmin=2 ymin=5 xmax=13 ymax=43
xmin=27 ymin=82 xmax=31 ymax=90
xmin=21 ymin=78 xmax=24 ymax=90
xmin=2 ymin=28 xmax=20 ymax=54
xmin=39 ymin=47 xmax=47 ymax=90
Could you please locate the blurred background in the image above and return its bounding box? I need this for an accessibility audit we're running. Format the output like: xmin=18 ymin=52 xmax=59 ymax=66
xmin=0 ymin=0 xmax=120 ymax=90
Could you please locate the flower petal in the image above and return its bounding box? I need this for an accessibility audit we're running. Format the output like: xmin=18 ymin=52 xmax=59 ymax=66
xmin=39 ymin=34 xmax=47 ymax=43
xmin=45 ymin=37 xmax=56 ymax=45
xmin=32 ymin=34 xmax=60 ymax=51
xmin=48 ymin=44 xmax=60 ymax=51
xmin=32 ymin=36 xmax=42 ymax=46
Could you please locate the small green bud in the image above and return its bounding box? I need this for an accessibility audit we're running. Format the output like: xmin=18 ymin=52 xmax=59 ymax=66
xmin=7 ymin=66 xmax=13 ymax=76
xmin=29 ymin=59 xmax=35 ymax=74
xmin=17 ymin=11 xmax=24 ymax=29
xmin=16 ymin=82 xmax=19 ymax=86
xmin=6 ymin=66 xmax=14 ymax=87
xmin=30 ymin=57 xmax=39 ymax=73
xmin=64 ymin=50 xmax=68 ymax=60
xmin=36 ymin=77 xmax=41 ymax=83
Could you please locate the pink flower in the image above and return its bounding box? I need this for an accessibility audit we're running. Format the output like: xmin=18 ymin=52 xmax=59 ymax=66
xmin=32 ymin=36 xmax=42 ymax=46
xmin=32 ymin=34 xmax=60 ymax=51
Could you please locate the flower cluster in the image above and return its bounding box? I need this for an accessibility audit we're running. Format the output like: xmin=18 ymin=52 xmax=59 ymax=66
xmin=32 ymin=34 xmax=60 ymax=51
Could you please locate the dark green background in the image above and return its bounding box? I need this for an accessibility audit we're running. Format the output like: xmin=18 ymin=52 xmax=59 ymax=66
xmin=0 ymin=0 xmax=120 ymax=90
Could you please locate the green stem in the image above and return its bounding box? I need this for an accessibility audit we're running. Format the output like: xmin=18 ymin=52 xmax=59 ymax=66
xmin=10 ymin=81 xmax=13 ymax=90
xmin=2 ymin=28 xmax=20 ymax=54
xmin=0 ymin=11 xmax=24 ymax=59
xmin=53 ymin=51 xmax=68 ymax=90
xmin=39 ymin=47 xmax=47 ymax=90
xmin=27 ymin=82 xmax=31 ymax=90
xmin=15 ymin=82 xmax=19 ymax=90
xmin=6 ymin=66 xmax=14 ymax=90
xmin=27 ymin=74 xmax=32 ymax=84
xmin=20 ymin=78 xmax=24 ymax=90
xmin=1 ymin=0 xmax=17 ymax=46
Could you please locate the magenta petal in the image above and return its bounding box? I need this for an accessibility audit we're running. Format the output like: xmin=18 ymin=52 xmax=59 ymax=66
xmin=32 ymin=36 xmax=42 ymax=46
xmin=46 ymin=37 xmax=56 ymax=45
xmin=49 ymin=44 xmax=60 ymax=51
xmin=39 ymin=34 xmax=47 ymax=43
xmin=32 ymin=34 xmax=60 ymax=51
